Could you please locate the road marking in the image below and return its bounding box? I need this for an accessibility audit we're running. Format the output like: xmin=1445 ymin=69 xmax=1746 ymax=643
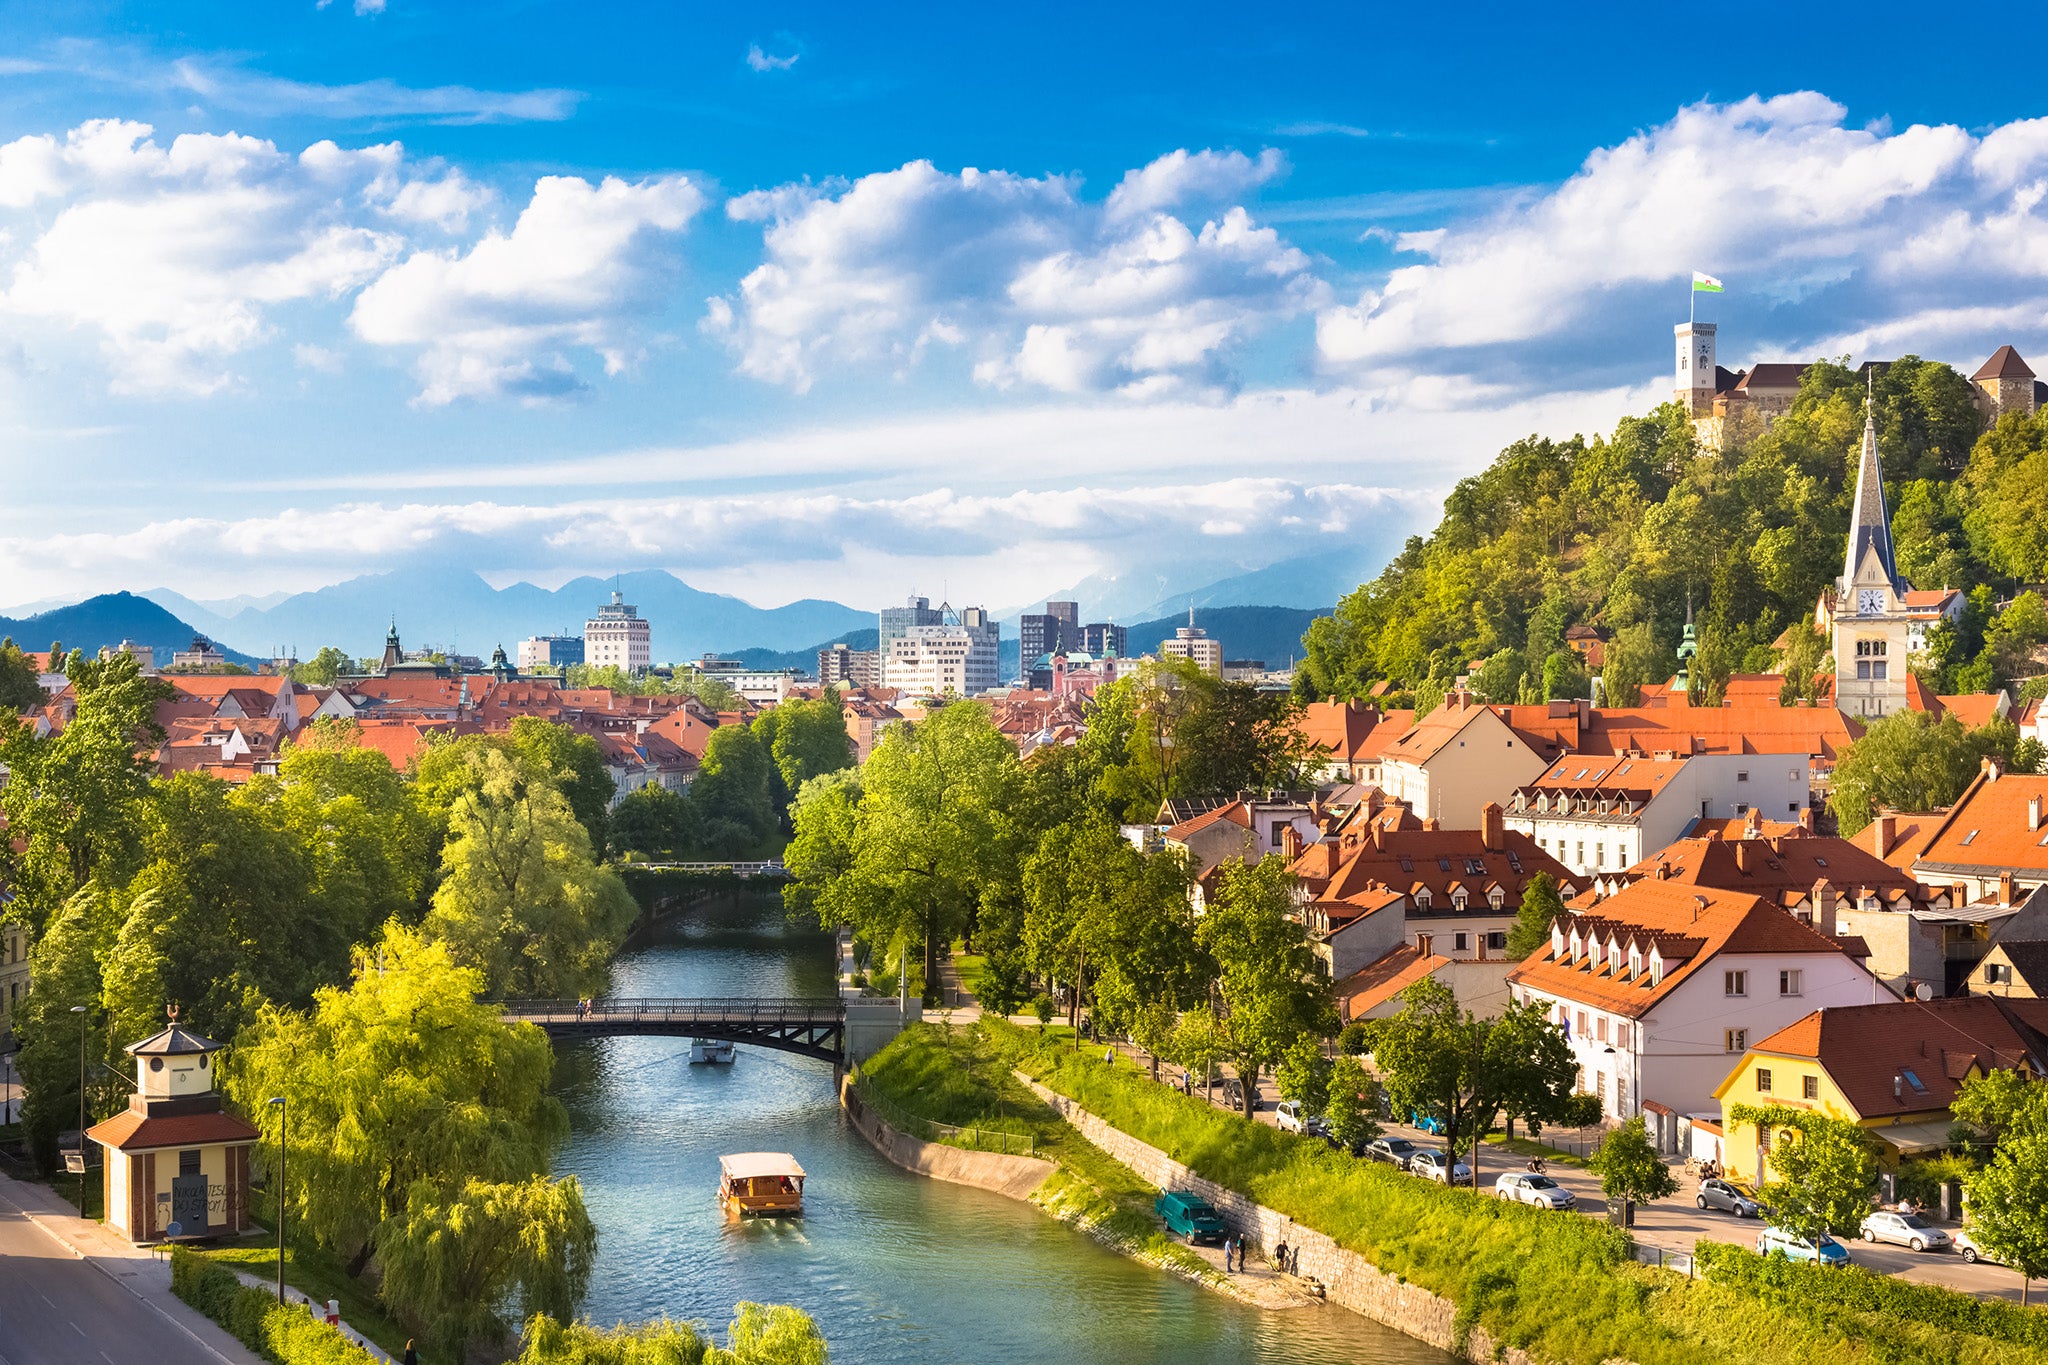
xmin=103 ymin=1353 xmax=119 ymax=1365
xmin=72 ymin=1320 xmax=86 ymax=1335
xmin=37 ymin=1293 xmax=55 ymax=1308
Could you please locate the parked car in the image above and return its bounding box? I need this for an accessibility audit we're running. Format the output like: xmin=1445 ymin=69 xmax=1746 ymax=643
xmin=1954 ymin=1227 xmax=2002 ymax=1265
xmin=1155 ymin=1190 xmax=1226 ymax=1245
xmin=1696 ymin=1178 xmax=1763 ymax=1219
xmin=1859 ymin=1211 xmax=1951 ymax=1252
xmin=1410 ymin=1111 xmax=1446 ymax=1135
xmin=1493 ymin=1172 xmax=1577 ymax=1209
xmin=1276 ymin=1101 xmax=1305 ymax=1132
xmin=1409 ymin=1149 xmax=1472 ymax=1184
xmin=1757 ymin=1226 xmax=1851 ymax=1267
xmin=1365 ymin=1137 xmax=1420 ymax=1170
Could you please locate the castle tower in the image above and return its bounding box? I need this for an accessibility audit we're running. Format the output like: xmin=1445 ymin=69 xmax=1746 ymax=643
xmin=1833 ymin=383 xmax=1912 ymax=720
xmin=1973 ymin=346 xmax=2038 ymax=421
xmin=380 ymin=618 xmax=403 ymax=672
xmin=1675 ymin=322 xmax=1717 ymax=416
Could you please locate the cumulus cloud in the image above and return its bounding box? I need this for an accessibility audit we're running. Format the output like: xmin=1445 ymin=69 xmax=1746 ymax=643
xmin=0 ymin=120 xmax=416 ymax=394
xmin=707 ymin=149 xmax=1318 ymax=398
xmin=746 ymin=43 xmax=799 ymax=72
xmin=348 ymin=173 xmax=704 ymax=404
xmin=1317 ymin=93 xmax=2048 ymax=388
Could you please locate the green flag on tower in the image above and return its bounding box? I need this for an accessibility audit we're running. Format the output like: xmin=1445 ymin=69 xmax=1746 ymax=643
xmin=1692 ymin=271 xmax=1724 ymax=293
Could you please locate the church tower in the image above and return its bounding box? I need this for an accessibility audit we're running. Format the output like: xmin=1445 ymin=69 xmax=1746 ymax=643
xmin=1833 ymin=384 xmax=1912 ymax=719
xmin=1675 ymin=322 xmax=1716 ymax=416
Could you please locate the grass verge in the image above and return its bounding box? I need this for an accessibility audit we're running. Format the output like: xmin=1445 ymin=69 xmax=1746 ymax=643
xmin=980 ymin=1016 xmax=2045 ymax=1365
xmin=1480 ymin=1133 xmax=1591 ymax=1168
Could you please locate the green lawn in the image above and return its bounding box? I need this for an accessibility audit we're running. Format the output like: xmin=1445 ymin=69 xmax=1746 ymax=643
xmin=1481 ymin=1133 xmax=1591 ymax=1168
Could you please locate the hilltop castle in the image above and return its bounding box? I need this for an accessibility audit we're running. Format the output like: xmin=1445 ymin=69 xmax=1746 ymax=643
xmin=1674 ymin=321 xmax=2043 ymax=448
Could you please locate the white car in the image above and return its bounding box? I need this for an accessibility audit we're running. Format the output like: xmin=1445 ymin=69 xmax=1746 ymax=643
xmin=1409 ymin=1149 xmax=1472 ymax=1184
xmin=1859 ymin=1210 xmax=1951 ymax=1252
xmin=1955 ymin=1227 xmax=2003 ymax=1265
xmin=1494 ymin=1172 xmax=1577 ymax=1209
xmin=1275 ymin=1101 xmax=1306 ymax=1133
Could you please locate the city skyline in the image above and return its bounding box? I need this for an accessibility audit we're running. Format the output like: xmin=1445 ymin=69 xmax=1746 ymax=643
xmin=6 ymin=4 xmax=2048 ymax=609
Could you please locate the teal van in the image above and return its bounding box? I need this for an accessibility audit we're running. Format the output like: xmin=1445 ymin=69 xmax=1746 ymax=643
xmin=1155 ymin=1190 xmax=1226 ymax=1244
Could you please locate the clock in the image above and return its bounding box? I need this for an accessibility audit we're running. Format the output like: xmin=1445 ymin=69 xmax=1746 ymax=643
xmin=1857 ymin=589 xmax=1886 ymax=616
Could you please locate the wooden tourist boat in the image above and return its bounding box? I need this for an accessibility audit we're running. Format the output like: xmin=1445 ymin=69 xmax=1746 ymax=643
xmin=689 ymin=1038 xmax=736 ymax=1064
xmin=719 ymin=1152 xmax=805 ymax=1217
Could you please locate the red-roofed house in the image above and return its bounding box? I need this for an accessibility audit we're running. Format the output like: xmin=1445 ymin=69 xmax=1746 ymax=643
xmin=86 ymin=1024 xmax=258 ymax=1243
xmin=1507 ymin=879 xmax=1888 ymax=1135
xmin=1377 ymin=693 xmax=1550 ymax=828
xmin=1295 ymin=699 xmax=1415 ymax=786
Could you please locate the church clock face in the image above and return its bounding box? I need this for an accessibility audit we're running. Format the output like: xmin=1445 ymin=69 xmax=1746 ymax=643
xmin=1858 ymin=589 xmax=1886 ymax=616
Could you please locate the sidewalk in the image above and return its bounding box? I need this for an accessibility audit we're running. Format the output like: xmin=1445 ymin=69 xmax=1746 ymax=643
xmin=0 ymin=1168 xmax=263 ymax=1365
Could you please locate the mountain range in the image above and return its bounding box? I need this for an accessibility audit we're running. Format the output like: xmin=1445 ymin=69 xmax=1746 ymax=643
xmin=0 ymin=593 xmax=263 ymax=668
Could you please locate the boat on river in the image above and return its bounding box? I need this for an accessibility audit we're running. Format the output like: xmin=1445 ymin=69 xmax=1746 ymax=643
xmin=720 ymin=1152 xmax=805 ymax=1217
xmin=690 ymin=1038 xmax=736 ymax=1064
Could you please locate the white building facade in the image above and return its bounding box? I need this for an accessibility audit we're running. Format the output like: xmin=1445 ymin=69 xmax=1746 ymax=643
xmin=584 ymin=592 xmax=651 ymax=673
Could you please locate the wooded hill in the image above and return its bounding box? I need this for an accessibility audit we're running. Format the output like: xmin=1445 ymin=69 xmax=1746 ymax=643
xmin=1294 ymin=357 xmax=2048 ymax=709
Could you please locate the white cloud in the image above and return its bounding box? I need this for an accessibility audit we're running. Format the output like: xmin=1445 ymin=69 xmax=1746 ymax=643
xmin=348 ymin=173 xmax=704 ymax=404
xmin=708 ymin=149 xmax=1318 ymax=397
xmin=0 ymin=121 xmax=416 ymax=394
xmin=1317 ymin=93 xmax=2048 ymax=385
xmin=170 ymin=58 xmax=577 ymax=123
xmin=746 ymin=43 xmax=799 ymax=73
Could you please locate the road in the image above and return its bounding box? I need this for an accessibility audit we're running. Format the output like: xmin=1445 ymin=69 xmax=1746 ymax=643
xmin=0 ymin=1197 xmax=242 ymax=1365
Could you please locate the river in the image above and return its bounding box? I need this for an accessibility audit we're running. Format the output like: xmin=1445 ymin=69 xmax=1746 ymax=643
xmin=551 ymin=893 xmax=1452 ymax=1365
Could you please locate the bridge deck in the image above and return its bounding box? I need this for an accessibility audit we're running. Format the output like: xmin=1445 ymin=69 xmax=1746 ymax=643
xmin=501 ymin=997 xmax=847 ymax=1064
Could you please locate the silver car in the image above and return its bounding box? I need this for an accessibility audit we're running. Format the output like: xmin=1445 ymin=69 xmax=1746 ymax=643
xmin=1410 ymin=1149 xmax=1472 ymax=1184
xmin=1365 ymin=1137 xmax=1420 ymax=1170
xmin=1493 ymin=1172 xmax=1577 ymax=1209
xmin=1859 ymin=1211 xmax=1951 ymax=1252
xmin=1955 ymin=1227 xmax=2002 ymax=1264
xmin=1696 ymin=1178 xmax=1762 ymax=1218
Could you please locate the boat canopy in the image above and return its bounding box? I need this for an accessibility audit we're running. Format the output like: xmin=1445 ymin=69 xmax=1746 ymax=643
xmin=720 ymin=1152 xmax=806 ymax=1181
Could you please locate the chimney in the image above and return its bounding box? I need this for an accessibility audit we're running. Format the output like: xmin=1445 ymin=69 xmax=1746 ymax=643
xmin=1654 ymin=861 xmax=1670 ymax=881
xmin=1328 ymin=695 xmax=1338 ymax=706
xmin=1744 ymin=805 xmax=1762 ymax=838
xmin=2001 ymin=871 xmax=2016 ymax=907
xmin=2031 ymin=796 xmax=2043 ymax=833
xmin=1894 ymin=1075 xmax=1902 ymax=1101
xmin=1281 ymin=825 xmax=1303 ymax=861
xmin=1798 ymin=804 xmax=1815 ymax=834
xmin=1422 ymin=816 xmax=1439 ymax=832
xmin=1735 ymin=839 xmax=1760 ymax=874
xmin=1693 ymin=893 xmax=1708 ymax=923
xmin=1872 ymin=814 xmax=1895 ymax=859
xmin=1481 ymin=801 xmax=1505 ymax=852
xmin=1813 ymin=880 xmax=1837 ymax=937
xmin=1416 ymin=931 xmax=1434 ymax=958
xmin=1983 ymin=754 xmax=2004 ymax=780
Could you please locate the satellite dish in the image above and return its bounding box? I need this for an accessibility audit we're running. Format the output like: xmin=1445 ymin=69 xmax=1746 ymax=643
xmin=1914 ymin=983 xmax=1934 ymax=1002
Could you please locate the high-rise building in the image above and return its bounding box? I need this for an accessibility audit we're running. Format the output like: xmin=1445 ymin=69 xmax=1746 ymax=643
xmin=817 ymin=642 xmax=880 ymax=688
xmin=958 ymin=605 xmax=1000 ymax=693
xmin=1081 ymin=621 xmax=1127 ymax=658
xmin=585 ymin=590 xmax=651 ymax=672
xmin=884 ymin=603 xmax=999 ymax=696
xmin=1020 ymin=600 xmax=1083 ymax=678
xmin=1160 ymin=609 xmax=1223 ymax=676
xmin=518 ymin=635 xmax=585 ymax=671
xmin=1046 ymin=600 xmax=1079 ymax=630
xmin=879 ymin=594 xmax=944 ymax=658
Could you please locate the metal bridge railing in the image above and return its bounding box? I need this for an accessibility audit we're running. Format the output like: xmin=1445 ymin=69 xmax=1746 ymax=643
xmin=498 ymin=997 xmax=844 ymax=1023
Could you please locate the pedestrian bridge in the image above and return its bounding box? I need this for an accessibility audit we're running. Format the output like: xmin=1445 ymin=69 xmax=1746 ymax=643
xmin=617 ymin=860 xmax=788 ymax=877
xmin=501 ymin=996 xmax=851 ymax=1065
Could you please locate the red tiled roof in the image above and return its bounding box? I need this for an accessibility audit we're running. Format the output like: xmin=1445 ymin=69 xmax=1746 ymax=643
xmin=1337 ymin=945 xmax=1451 ymax=1018
xmin=1296 ymin=821 xmax=1575 ymax=923
xmin=1907 ymin=769 xmax=2048 ymax=877
xmin=87 ymin=1107 xmax=260 ymax=1152
xmin=1295 ymin=700 xmax=1414 ymax=764
xmin=1936 ymin=694 xmax=2005 ymax=730
xmin=1166 ymin=801 xmax=1253 ymax=843
xmin=1742 ymin=997 xmax=2048 ymax=1119
xmin=1507 ymin=880 xmax=1868 ymax=1018
xmin=1618 ymin=833 xmax=1924 ymax=905
xmin=1974 ymin=345 xmax=2036 ymax=381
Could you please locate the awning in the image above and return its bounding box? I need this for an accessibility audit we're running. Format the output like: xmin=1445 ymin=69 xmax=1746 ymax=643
xmin=1873 ymin=1119 xmax=1958 ymax=1154
xmin=720 ymin=1152 xmax=805 ymax=1180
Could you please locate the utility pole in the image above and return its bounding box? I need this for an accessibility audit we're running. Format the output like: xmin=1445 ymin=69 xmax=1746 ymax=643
xmin=267 ymin=1096 xmax=288 ymax=1303
xmin=70 ymin=1005 xmax=87 ymax=1213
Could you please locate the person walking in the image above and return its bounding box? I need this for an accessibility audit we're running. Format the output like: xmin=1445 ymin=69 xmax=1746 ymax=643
xmin=403 ymin=1341 xmax=418 ymax=1365
xmin=1275 ymin=1239 xmax=1289 ymax=1273
xmin=1222 ymin=1236 xmax=1234 ymax=1273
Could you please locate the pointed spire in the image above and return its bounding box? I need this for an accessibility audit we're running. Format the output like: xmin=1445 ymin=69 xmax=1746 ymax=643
xmin=1842 ymin=370 xmax=1900 ymax=593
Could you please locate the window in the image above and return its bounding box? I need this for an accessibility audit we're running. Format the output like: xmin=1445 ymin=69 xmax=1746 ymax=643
xmin=179 ymin=1149 xmax=201 ymax=1176
xmin=1577 ymin=1010 xmax=1589 ymax=1036
xmin=1755 ymin=1069 xmax=1773 ymax=1094
xmin=1576 ymin=841 xmax=1585 ymax=864
xmin=1486 ymin=931 xmax=1507 ymax=951
xmin=1596 ymin=1017 xmax=1609 ymax=1043
xmin=1725 ymin=970 xmax=1747 ymax=997
xmin=1802 ymin=1075 xmax=1820 ymax=1100
xmin=1737 ymin=771 xmax=1749 ymax=783
xmin=1987 ymin=963 xmax=2009 ymax=985
xmin=1617 ymin=1077 xmax=1628 ymax=1115
xmin=1595 ymin=1071 xmax=1607 ymax=1103
xmin=1596 ymin=844 xmax=1606 ymax=867
xmin=1962 ymin=830 xmax=1979 ymax=846
xmin=1454 ymin=933 xmax=1469 ymax=953
xmin=1438 ymin=857 xmax=1453 ymax=872
xmin=1725 ymin=1029 xmax=1747 ymax=1053
xmin=1779 ymin=969 xmax=1802 ymax=996
xmin=1900 ymin=1068 xmax=1927 ymax=1094
xmin=1616 ymin=1023 xmax=1630 ymax=1049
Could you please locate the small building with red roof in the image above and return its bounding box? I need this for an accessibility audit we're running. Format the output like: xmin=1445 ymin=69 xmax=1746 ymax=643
xmin=86 ymin=1021 xmax=259 ymax=1243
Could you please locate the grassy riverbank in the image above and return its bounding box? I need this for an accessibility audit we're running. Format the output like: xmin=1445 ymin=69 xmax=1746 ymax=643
xmin=978 ymin=1017 xmax=2048 ymax=1365
xmin=857 ymin=1022 xmax=1218 ymax=1285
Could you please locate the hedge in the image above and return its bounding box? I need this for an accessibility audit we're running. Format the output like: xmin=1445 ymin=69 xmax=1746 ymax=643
xmin=170 ymin=1248 xmax=381 ymax=1365
xmin=1695 ymin=1241 xmax=2048 ymax=1350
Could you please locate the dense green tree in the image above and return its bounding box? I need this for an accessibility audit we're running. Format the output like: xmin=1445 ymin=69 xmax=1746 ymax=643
xmin=507 ymin=718 xmax=613 ymax=857
xmin=1730 ymin=1104 xmax=1879 ymax=1249
xmin=424 ymin=747 xmax=638 ymax=998
xmin=1504 ymin=872 xmax=1565 ymax=961
xmin=1322 ymin=1054 xmax=1383 ymax=1151
xmin=229 ymin=923 xmax=568 ymax=1276
xmin=1274 ymin=1035 xmax=1332 ymax=1115
xmin=1195 ymin=857 xmax=1334 ymax=1117
xmin=0 ymin=637 xmax=47 ymax=711
xmin=1588 ymin=1116 xmax=1680 ymax=1213
xmin=288 ymin=646 xmax=356 ymax=687
xmin=517 ymin=1304 xmax=829 ymax=1365
xmin=0 ymin=651 xmax=169 ymax=933
xmin=10 ymin=886 xmax=125 ymax=1169
xmin=1951 ymin=1067 xmax=2047 ymax=1146
xmin=753 ymin=695 xmax=855 ymax=803
xmin=609 ymin=783 xmax=700 ymax=859
xmin=1830 ymin=710 xmax=2009 ymax=834
xmin=692 ymin=724 xmax=778 ymax=854
xmin=1962 ymin=1087 xmax=2048 ymax=1305
xmin=377 ymin=1174 xmax=596 ymax=1358
xmin=1370 ymin=977 xmax=1576 ymax=1184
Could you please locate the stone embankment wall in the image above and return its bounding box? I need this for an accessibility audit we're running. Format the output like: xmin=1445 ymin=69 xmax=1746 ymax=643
xmin=1020 ymin=1074 xmax=1549 ymax=1365
xmin=840 ymin=1077 xmax=1055 ymax=1200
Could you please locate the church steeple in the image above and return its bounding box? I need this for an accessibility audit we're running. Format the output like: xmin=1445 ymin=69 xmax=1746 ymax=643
xmin=1841 ymin=374 xmax=1899 ymax=594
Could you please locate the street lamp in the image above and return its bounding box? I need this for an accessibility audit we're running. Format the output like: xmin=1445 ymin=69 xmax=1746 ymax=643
xmin=69 ymin=1005 xmax=86 ymax=1214
xmin=267 ymin=1096 xmax=287 ymax=1304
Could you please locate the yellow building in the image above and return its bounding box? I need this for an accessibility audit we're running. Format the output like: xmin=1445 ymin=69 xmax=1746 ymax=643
xmin=1714 ymin=997 xmax=2048 ymax=1185
xmin=85 ymin=1022 xmax=258 ymax=1243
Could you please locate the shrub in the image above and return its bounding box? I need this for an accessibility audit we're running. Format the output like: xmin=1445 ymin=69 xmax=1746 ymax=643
xmin=169 ymin=1247 xmax=381 ymax=1365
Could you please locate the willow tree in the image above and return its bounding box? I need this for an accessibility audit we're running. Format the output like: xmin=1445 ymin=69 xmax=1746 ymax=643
xmin=228 ymin=923 xmax=568 ymax=1276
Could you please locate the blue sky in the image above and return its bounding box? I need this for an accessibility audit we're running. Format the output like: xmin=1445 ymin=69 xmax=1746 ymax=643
xmin=3 ymin=2 xmax=2045 ymax=614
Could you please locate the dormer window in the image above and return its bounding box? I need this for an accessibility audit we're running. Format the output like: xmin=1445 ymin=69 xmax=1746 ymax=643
xmin=1551 ymin=924 xmax=1566 ymax=958
xmin=1414 ymin=889 xmax=1432 ymax=910
xmin=1451 ymin=890 xmax=1468 ymax=911
xmin=1489 ymin=887 xmax=1505 ymax=909
xmin=1568 ymin=928 xmax=1583 ymax=962
xmin=1649 ymin=950 xmax=1663 ymax=986
xmin=1629 ymin=947 xmax=1643 ymax=977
